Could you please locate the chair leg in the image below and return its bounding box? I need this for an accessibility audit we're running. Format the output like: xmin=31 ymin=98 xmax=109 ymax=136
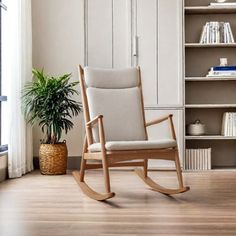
xmin=143 ymin=159 xmax=148 ymax=177
xmin=174 ymin=150 xmax=184 ymax=189
xmin=79 ymin=136 xmax=88 ymax=182
xmin=79 ymin=156 xmax=87 ymax=182
xmin=102 ymin=153 xmax=111 ymax=193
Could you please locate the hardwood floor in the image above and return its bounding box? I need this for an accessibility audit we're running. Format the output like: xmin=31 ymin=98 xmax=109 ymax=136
xmin=0 ymin=170 xmax=236 ymax=236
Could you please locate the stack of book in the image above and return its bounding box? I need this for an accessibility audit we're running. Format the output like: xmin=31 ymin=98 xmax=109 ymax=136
xmin=221 ymin=112 xmax=236 ymax=136
xmin=199 ymin=21 xmax=234 ymax=44
xmin=207 ymin=66 xmax=236 ymax=77
xmin=185 ymin=148 xmax=211 ymax=171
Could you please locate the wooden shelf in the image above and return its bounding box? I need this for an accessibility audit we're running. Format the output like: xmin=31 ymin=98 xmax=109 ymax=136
xmin=185 ymin=77 xmax=236 ymax=81
xmin=185 ymin=6 xmax=236 ymax=14
xmin=185 ymin=135 xmax=236 ymax=140
xmin=185 ymin=104 xmax=236 ymax=108
xmin=185 ymin=43 xmax=236 ymax=48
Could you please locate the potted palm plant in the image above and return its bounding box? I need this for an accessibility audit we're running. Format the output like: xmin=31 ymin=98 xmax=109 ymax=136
xmin=22 ymin=69 xmax=82 ymax=175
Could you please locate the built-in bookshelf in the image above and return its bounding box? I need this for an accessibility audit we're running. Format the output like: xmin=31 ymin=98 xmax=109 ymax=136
xmin=184 ymin=0 xmax=236 ymax=170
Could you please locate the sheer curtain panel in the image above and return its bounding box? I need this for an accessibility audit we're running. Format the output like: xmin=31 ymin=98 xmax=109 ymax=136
xmin=5 ymin=0 xmax=33 ymax=178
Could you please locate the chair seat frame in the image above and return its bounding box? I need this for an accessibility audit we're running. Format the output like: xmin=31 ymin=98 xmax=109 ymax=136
xmin=72 ymin=66 xmax=189 ymax=201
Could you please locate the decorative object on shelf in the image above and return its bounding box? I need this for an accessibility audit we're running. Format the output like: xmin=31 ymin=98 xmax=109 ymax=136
xmin=22 ymin=69 xmax=82 ymax=175
xmin=187 ymin=119 xmax=206 ymax=136
xmin=220 ymin=57 xmax=228 ymax=66
xmin=185 ymin=148 xmax=211 ymax=171
xmin=199 ymin=21 xmax=234 ymax=44
xmin=221 ymin=112 xmax=236 ymax=136
xmin=207 ymin=65 xmax=236 ymax=77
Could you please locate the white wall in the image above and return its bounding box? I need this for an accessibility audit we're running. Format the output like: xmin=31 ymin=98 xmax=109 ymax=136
xmin=31 ymin=0 xmax=84 ymax=157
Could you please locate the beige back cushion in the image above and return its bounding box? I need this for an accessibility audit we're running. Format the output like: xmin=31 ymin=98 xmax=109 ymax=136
xmin=84 ymin=67 xmax=146 ymax=142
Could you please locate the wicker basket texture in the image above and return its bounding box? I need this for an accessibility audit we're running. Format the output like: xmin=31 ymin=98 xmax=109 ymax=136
xmin=39 ymin=142 xmax=68 ymax=175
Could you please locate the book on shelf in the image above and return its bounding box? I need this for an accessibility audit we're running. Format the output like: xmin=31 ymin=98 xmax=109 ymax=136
xmin=185 ymin=148 xmax=211 ymax=171
xmin=221 ymin=112 xmax=236 ymax=136
xmin=207 ymin=65 xmax=236 ymax=77
xmin=199 ymin=21 xmax=234 ymax=44
xmin=207 ymin=73 xmax=236 ymax=77
xmin=212 ymin=66 xmax=236 ymax=71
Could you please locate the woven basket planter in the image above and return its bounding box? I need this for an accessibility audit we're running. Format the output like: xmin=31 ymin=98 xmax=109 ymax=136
xmin=39 ymin=142 xmax=68 ymax=175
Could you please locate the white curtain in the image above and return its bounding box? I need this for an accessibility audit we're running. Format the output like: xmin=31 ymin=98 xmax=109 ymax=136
xmin=4 ymin=0 xmax=33 ymax=178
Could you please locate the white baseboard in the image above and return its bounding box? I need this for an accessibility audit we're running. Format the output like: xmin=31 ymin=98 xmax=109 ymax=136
xmin=0 ymin=154 xmax=8 ymax=182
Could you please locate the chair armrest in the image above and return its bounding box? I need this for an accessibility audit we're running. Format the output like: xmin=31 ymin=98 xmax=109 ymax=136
xmin=146 ymin=114 xmax=176 ymax=140
xmin=86 ymin=115 xmax=107 ymax=151
xmin=145 ymin=114 xmax=173 ymax=127
xmin=86 ymin=115 xmax=103 ymax=127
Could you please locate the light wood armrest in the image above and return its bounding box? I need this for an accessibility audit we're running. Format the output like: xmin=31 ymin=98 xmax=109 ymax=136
xmin=146 ymin=114 xmax=176 ymax=140
xmin=86 ymin=115 xmax=103 ymax=127
xmin=86 ymin=115 xmax=106 ymax=150
xmin=146 ymin=114 xmax=173 ymax=127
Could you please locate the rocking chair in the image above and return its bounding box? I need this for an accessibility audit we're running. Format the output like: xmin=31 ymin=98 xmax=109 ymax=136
xmin=72 ymin=66 xmax=189 ymax=200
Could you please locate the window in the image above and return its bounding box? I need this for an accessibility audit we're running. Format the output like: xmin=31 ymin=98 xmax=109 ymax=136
xmin=0 ymin=0 xmax=7 ymax=152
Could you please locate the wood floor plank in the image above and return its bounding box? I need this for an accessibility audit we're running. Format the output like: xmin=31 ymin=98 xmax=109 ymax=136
xmin=0 ymin=170 xmax=236 ymax=235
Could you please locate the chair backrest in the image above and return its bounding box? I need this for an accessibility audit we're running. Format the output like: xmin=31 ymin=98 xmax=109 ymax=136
xmin=80 ymin=66 xmax=147 ymax=143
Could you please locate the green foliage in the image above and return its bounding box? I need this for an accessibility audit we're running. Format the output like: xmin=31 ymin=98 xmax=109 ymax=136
xmin=22 ymin=69 xmax=82 ymax=144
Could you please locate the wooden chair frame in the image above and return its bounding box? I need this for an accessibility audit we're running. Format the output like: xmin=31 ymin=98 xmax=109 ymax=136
xmin=72 ymin=65 xmax=190 ymax=201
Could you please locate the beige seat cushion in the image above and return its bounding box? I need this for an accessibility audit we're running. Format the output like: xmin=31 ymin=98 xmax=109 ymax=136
xmin=88 ymin=139 xmax=177 ymax=152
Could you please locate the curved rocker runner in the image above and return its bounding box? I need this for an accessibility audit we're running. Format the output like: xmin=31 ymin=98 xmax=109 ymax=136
xmin=73 ymin=170 xmax=115 ymax=201
xmin=135 ymin=169 xmax=190 ymax=195
xmin=73 ymin=65 xmax=190 ymax=201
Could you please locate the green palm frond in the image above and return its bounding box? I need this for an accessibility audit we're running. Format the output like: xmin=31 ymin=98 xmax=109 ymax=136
xmin=22 ymin=69 xmax=82 ymax=144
